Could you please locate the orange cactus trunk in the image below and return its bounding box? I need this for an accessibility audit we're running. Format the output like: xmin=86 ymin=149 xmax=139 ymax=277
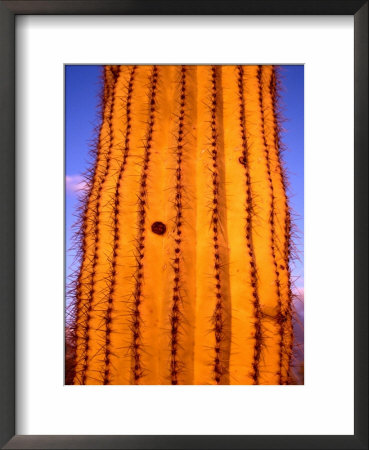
xmin=70 ymin=65 xmax=294 ymax=385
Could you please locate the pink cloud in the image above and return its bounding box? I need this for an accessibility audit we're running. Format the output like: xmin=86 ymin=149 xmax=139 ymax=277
xmin=66 ymin=175 xmax=87 ymax=195
xmin=293 ymin=287 xmax=304 ymax=317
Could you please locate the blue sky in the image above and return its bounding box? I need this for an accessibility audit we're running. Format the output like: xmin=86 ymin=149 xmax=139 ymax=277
xmin=65 ymin=65 xmax=304 ymax=290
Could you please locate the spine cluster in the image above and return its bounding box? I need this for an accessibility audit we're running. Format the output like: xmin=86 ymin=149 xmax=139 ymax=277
xmin=257 ymin=65 xmax=284 ymax=384
xmin=76 ymin=67 xmax=120 ymax=385
xmin=103 ymin=66 xmax=137 ymax=384
xmin=269 ymin=67 xmax=294 ymax=383
xmin=169 ymin=66 xmax=187 ymax=385
xmin=209 ymin=66 xmax=224 ymax=384
xmin=131 ymin=66 xmax=159 ymax=384
xmin=237 ymin=65 xmax=262 ymax=384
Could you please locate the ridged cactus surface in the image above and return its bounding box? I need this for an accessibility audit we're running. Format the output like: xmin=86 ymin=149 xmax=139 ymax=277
xmin=70 ymin=65 xmax=294 ymax=385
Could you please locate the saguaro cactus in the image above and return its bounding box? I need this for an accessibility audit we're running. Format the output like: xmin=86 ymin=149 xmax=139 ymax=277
xmin=69 ymin=65 xmax=294 ymax=385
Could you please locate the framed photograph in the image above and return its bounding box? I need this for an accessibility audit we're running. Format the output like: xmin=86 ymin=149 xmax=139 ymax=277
xmin=0 ymin=1 xmax=367 ymax=448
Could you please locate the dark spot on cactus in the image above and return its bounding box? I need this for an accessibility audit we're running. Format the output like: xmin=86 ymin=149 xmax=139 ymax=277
xmin=239 ymin=156 xmax=247 ymax=166
xmin=151 ymin=221 xmax=166 ymax=235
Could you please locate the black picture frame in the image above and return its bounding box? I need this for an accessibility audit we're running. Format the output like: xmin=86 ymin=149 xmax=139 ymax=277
xmin=0 ymin=1 xmax=367 ymax=449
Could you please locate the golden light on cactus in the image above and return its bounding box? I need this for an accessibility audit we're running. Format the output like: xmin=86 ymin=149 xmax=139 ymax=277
xmin=69 ymin=65 xmax=295 ymax=385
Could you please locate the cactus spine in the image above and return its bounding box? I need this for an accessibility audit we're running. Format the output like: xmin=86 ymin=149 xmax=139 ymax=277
xmin=70 ymin=65 xmax=294 ymax=385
